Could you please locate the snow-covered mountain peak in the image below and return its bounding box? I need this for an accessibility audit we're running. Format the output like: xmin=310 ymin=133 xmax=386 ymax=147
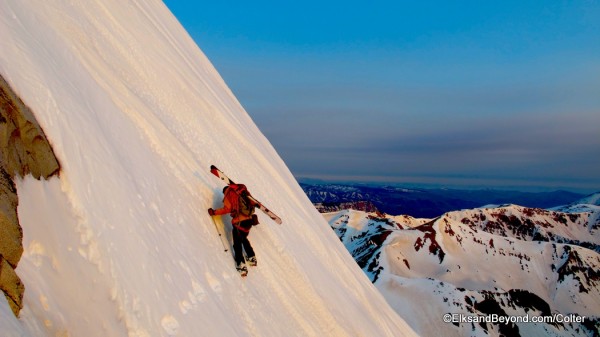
xmin=326 ymin=203 xmax=600 ymax=336
xmin=0 ymin=1 xmax=414 ymax=336
xmin=577 ymin=192 xmax=600 ymax=206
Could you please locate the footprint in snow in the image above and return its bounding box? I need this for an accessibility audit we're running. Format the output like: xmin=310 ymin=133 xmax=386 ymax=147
xmin=205 ymin=271 xmax=222 ymax=293
xmin=161 ymin=315 xmax=179 ymax=336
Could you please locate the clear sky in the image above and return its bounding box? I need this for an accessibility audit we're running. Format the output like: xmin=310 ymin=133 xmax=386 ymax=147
xmin=163 ymin=1 xmax=600 ymax=193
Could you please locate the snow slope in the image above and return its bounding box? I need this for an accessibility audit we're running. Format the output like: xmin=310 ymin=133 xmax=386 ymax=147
xmin=552 ymin=192 xmax=600 ymax=224
xmin=0 ymin=1 xmax=415 ymax=336
xmin=325 ymin=203 xmax=600 ymax=336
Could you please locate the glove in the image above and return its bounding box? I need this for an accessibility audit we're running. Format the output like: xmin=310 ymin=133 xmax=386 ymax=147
xmin=208 ymin=208 xmax=215 ymax=216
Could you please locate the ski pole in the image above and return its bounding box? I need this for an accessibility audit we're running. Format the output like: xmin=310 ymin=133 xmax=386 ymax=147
xmin=210 ymin=215 xmax=229 ymax=252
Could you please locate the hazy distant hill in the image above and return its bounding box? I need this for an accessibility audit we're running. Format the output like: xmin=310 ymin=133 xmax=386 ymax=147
xmin=300 ymin=182 xmax=584 ymax=217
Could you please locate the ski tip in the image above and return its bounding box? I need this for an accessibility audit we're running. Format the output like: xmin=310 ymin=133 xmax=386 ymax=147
xmin=210 ymin=164 xmax=217 ymax=170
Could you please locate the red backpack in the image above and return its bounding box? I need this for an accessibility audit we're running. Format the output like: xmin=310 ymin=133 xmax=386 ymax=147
xmin=226 ymin=184 xmax=256 ymax=217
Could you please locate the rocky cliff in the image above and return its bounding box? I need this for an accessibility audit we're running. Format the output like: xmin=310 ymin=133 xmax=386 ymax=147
xmin=0 ymin=74 xmax=60 ymax=316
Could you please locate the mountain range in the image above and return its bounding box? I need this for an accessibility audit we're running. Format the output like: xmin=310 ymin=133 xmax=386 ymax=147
xmin=324 ymin=193 xmax=600 ymax=336
xmin=301 ymin=182 xmax=585 ymax=218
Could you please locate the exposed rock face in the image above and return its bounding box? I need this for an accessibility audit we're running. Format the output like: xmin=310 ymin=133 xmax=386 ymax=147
xmin=0 ymin=74 xmax=60 ymax=316
xmin=0 ymin=75 xmax=60 ymax=179
xmin=0 ymin=253 xmax=24 ymax=317
xmin=0 ymin=167 xmax=21 ymax=268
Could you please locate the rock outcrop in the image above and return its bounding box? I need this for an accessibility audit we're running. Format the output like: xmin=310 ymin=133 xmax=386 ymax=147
xmin=0 ymin=74 xmax=60 ymax=316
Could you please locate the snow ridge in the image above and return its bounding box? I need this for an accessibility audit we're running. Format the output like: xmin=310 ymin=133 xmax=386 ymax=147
xmin=0 ymin=1 xmax=415 ymax=336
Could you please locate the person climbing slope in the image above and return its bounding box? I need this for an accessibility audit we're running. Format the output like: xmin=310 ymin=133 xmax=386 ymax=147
xmin=208 ymin=184 xmax=258 ymax=276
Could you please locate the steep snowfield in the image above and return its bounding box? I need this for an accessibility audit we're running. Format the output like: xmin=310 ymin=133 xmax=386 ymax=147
xmin=0 ymin=1 xmax=415 ymax=336
xmin=325 ymin=202 xmax=600 ymax=336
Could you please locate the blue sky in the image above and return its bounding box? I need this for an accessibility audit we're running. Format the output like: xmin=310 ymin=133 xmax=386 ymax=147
xmin=164 ymin=1 xmax=600 ymax=193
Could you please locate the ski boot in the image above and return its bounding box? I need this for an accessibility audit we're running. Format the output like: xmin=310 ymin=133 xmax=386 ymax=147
xmin=236 ymin=262 xmax=248 ymax=277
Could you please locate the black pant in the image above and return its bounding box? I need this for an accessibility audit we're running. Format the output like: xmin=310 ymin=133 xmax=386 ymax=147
xmin=233 ymin=220 xmax=255 ymax=266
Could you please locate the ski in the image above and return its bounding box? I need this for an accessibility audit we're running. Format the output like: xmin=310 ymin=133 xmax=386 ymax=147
xmin=210 ymin=165 xmax=282 ymax=224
